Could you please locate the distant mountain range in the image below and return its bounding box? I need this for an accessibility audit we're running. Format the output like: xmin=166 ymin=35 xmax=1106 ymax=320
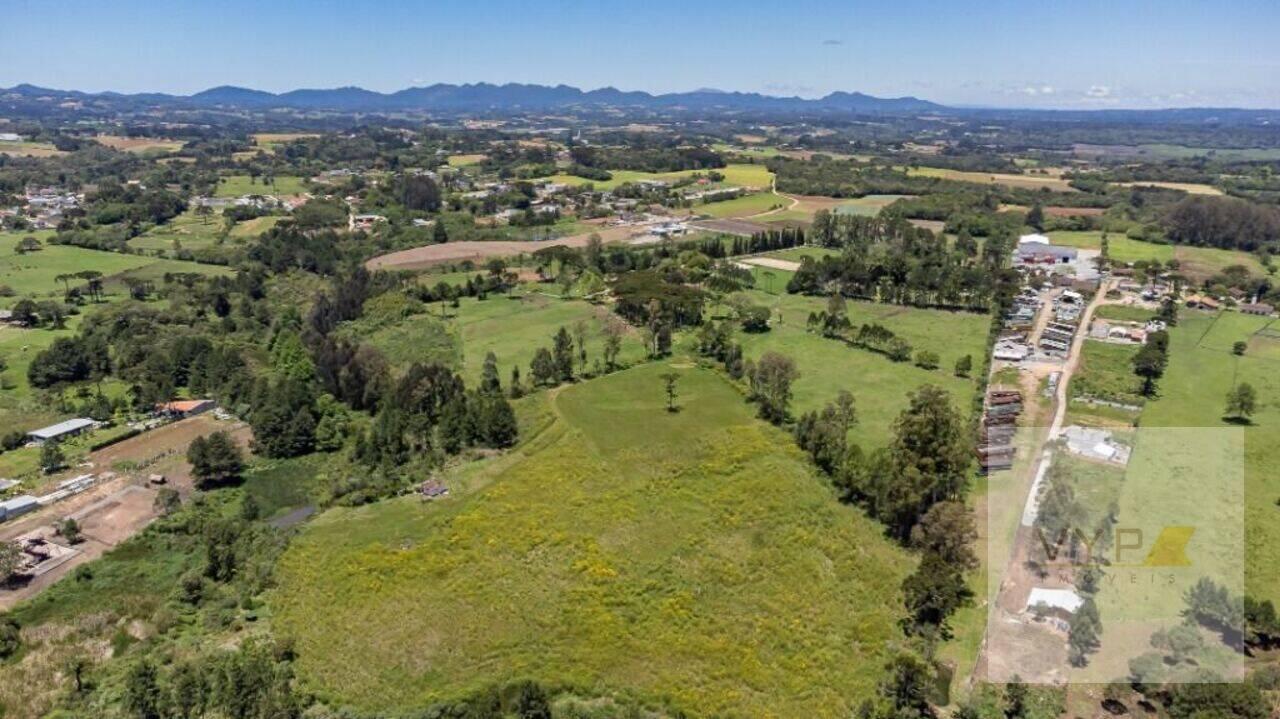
xmin=1 ymin=82 xmax=946 ymax=114
xmin=5 ymin=82 xmax=1279 ymax=123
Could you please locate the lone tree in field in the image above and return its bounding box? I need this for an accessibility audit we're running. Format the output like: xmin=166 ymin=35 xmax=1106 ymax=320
xmin=1132 ymin=330 xmax=1169 ymax=397
xmin=1225 ymin=382 xmax=1257 ymax=423
xmin=954 ymin=354 xmax=973 ymax=378
xmin=660 ymin=372 xmax=680 ymax=413
xmin=0 ymin=542 xmax=23 ymax=586
xmin=57 ymin=518 xmax=83 ymax=544
xmin=1026 ymin=203 xmax=1045 ymax=232
xmin=0 ymin=614 xmax=19 ymax=658
xmin=187 ymin=431 xmax=244 ymax=489
xmin=748 ymin=351 xmax=799 ymax=424
xmin=1233 ymin=341 xmax=1247 ymax=356
xmin=602 ymin=322 xmax=624 ymax=370
xmin=1068 ymin=597 xmax=1102 ymax=666
xmin=40 ymin=441 xmax=65 ymax=474
xmin=480 ymin=352 xmax=502 ymax=395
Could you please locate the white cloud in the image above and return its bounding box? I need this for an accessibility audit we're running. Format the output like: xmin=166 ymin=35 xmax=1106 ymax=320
xmin=1085 ymin=85 xmax=1111 ymax=98
xmin=1016 ymin=84 xmax=1056 ymax=96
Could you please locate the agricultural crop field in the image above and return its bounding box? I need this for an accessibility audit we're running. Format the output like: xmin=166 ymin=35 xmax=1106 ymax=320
xmin=694 ymin=191 xmax=787 ymax=218
xmin=0 ymin=141 xmax=65 ymax=157
xmin=446 ymin=153 xmax=487 ymax=166
xmin=213 ymin=174 xmax=308 ymax=197
xmin=834 ymin=194 xmax=913 ymax=216
xmin=93 ymin=135 xmax=184 ymax=154
xmin=1114 ymin=180 xmax=1224 ymax=196
xmin=273 ymin=364 xmax=911 ymax=716
xmin=251 ymin=132 xmax=320 ymax=150
xmin=1074 ymin=143 xmax=1280 ymax=162
xmin=905 ymin=166 xmax=1075 ymax=192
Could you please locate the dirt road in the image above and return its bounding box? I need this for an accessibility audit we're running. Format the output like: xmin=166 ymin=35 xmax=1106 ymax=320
xmin=972 ymin=278 xmax=1112 ymax=684
xmin=0 ymin=415 xmax=249 ymax=610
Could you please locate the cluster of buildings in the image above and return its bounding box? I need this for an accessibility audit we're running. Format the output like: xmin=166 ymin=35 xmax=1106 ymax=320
xmin=0 ymin=187 xmax=83 ymax=230
xmin=1036 ymin=290 xmax=1084 ymax=355
xmin=978 ymin=389 xmax=1023 ymax=473
xmin=194 ymin=193 xmax=306 ymax=212
xmin=995 ymin=286 xmax=1044 ymax=361
xmin=1088 ymin=317 xmax=1166 ymax=345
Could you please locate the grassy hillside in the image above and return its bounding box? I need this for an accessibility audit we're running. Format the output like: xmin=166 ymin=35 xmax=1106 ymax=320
xmin=0 ymin=231 xmax=231 ymax=305
xmin=353 ymin=293 xmax=650 ymax=385
xmin=273 ymin=364 xmax=911 ymax=716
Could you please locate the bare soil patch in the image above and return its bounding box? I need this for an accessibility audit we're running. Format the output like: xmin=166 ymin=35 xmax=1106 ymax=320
xmin=1045 ymin=206 xmax=1105 ymax=217
xmin=738 ymin=257 xmax=801 ymax=272
xmin=689 ymin=218 xmax=768 ymax=236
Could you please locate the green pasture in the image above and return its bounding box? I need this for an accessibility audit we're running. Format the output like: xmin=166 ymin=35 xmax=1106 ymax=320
xmin=272 ymin=364 xmax=911 ymax=716
xmin=730 ymin=292 xmax=986 ymax=447
xmin=1070 ymin=340 xmax=1144 ymax=405
xmin=1117 ymin=312 xmax=1280 ymax=600
xmin=695 ymin=192 xmax=787 ymax=218
xmin=834 ymin=194 xmax=913 ymax=217
xmin=214 ymin=174 xmax=308 ymax=197
xmin=540 ymin=163 xmax=773 ymax=192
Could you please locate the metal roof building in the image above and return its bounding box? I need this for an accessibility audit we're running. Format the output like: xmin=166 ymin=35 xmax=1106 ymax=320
xmin=0 ymin=494 xmax=39 ymax=521
xmin=27 ymin=418 xmax=96 ymax=444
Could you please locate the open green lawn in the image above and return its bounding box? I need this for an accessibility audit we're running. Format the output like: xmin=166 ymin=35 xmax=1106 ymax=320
xmin=1049 ymin=231 xmax=1173 ymax=264
xmin=695 ymin=192 xmax=787 ymax=218
xmin=1070 ymin=339 xmax=1143 ymax=405
xmin=541 ymin=163 xmax=773 ymax=192
xmin=214 ymin=174 xmax=308 ymax=197
xmin=1119 ymin=312 xmax=1280 ymax=600
xmin=352 ymin=293 xmax=649 ymax=387
xmin=273 ymin=363 xmax=910 ymax=716
xmin=0 ymin=141 xmax=65 ymax=157
xmin=1048 ymin=231 xmax=1266 ymax=279
xmin=0 ymin=321 xmax=81 ymax=434
xmin=0 ymin=234 xmax=159 ymax=302
xmin=449 ymin=293 xmax=647 ymax=385
xmin=130 ymin=209 xmax=227 ymax=252
xmin=1102 ymin=144 xmax=1280 ymax=162
xmin=447 ymin=153 xmax=487 ymax=167
xmin=729 ymin=292 xmax=986 ymax=447
xmin=761 ymin=246 xmax=840 ymax=263
xmin=0 ymin=231 xmax=230 ymax=304
xmin=906 ymin=166 xmax=1074 ymax=191
xmin=834 ymin=194 xmax=913 ymax=217
xmin=1094 ymin=304 xmax=1157 ymax=323
xmin=227 ymin=215 xmax=283 ymax=238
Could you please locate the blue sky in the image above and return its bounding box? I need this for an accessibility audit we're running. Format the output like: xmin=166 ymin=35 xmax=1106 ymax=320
xmin=2 ymin=0 xmax=1278 ymax=109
